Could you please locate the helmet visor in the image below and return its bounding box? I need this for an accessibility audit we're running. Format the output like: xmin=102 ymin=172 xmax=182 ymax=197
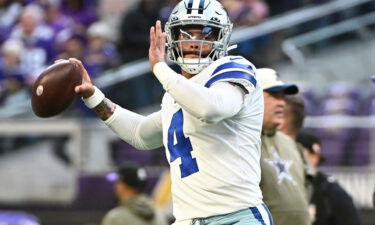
xmin=171 ymin=25 xmax=220 ymax=42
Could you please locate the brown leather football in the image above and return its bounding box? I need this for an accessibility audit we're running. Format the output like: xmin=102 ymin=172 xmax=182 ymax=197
xmin=31 ymin=61 xmax=82 ymax=118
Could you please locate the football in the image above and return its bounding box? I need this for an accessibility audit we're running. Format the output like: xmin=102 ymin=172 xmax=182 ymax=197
xmin=31 ymin=61 xmax=82 ymax=118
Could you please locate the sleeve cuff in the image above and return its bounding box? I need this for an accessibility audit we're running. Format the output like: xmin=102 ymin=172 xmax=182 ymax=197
xmin=82 ymin=86 xmax=105 ymax=109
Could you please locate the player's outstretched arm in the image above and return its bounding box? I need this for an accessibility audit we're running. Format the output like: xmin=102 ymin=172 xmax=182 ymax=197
xmin=105 ymin=109 xmax=164 ymax=150
xmin=54 ymin=59 xmax=163 ymax=150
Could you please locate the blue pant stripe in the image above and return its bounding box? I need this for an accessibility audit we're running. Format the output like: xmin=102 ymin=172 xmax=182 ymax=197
xmin=249 ymin=207 xmax=266 ymax=225
xmin=262 ymin=204 xmax=273 ymax=225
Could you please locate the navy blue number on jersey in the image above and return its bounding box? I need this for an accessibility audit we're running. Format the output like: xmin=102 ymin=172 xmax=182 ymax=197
xmin=167 ymin=109 xmax=199 ymax=178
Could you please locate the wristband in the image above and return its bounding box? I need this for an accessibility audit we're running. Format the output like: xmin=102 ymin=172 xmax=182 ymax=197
xmin=82 ymin=86 xmax=105 ymax=108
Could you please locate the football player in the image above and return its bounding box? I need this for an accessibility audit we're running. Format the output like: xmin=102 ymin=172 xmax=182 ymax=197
xmin=70 ymin=0 xmax=273 ymax=224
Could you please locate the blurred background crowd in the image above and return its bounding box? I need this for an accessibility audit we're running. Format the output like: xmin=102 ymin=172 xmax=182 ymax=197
xmin=0 ymin=0 xmax=375 ymax=224
xmin=1 ymin=0 xmax=374 ymax=114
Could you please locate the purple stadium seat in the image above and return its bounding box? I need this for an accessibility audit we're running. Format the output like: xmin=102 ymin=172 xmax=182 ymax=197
xmin=313 ymin=127 xmax=370 ymax=166
xmin=110 ymin=140 xmax=168 ymax=167
xmin=110 ymin=141 xmax=152 ymax=166
xmin=73 ymin=171 xmax=163 ymax=210
xmin=73 ymin=175 xmax=116 ymax=210
xmin=352 ymin=128 xmax=370 ymax=166
xmin=298 ymin=84 xmax=320 ymax=115
xmin=321 ymin=83 xmax=362 ymax=116
xmin=365 ymin=90 xmax=375 ymax=115
xmin=313 ymin=128 xmax=351 ymax=166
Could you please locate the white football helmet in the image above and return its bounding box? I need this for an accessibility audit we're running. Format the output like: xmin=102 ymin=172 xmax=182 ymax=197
xmin=165 ymin=0 xmax=233 ymax=74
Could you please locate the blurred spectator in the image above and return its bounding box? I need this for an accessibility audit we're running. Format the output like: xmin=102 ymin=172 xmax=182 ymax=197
xmin=152 ymin=170 xmax=174 ymax=224
xmin=98 ymin=0 xmax=136 ymax=42
xmin=297 ymin=130 xmax=363 ymax=225
xmin=0 ymin=39 xmax=25 ymax=79
xmin=159 ymin=0 xmax=180 ymax=25
xmin=297 ymin=83 xmax=320 ymax=116
xmin=279 ymin=94 xmax=306 ymax=140
xmin=85 ymin=21 xmax=120 ymax=78
xmin=321 ymin=83 xmax=361 ymax=116
xmin=277 ymin=90 xmax=314 ymax=205
xmin=0 ymin=0 xmax=23 ymax=43
xmin=265 ymin=0 xmax=304 ymax=16
xmin=57 ymin=33 xmax=86 ymax=60
xmin=0 ymin=73 xmax=31 ymax=118
xmin=222 ymin=0 xmax=270 ymax=64
xmin=61 ymin=0 xmax=98 ymax=33
xmin=118 ymin=0 xmax=161 ymax=63
xmin=110 ymin=0 xmax=163 ymax=110
xmin=9 ymin=4 xmax=55 ymax=81
xmin=102 ymin=162 xmax=168 ymax=225
xmin=0 ymin=73 xmax=32 ymax=154
xmin=223 ymin=0 xmax=269 ymax=27
xmin=37 ymin=0 xmax=73 ymax=36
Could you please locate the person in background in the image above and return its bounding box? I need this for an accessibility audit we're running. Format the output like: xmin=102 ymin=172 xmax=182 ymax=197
xmin=37 ymin=0 xmax=74 ymax=37
xmin=56 ymin=33 xmax=86 ymax=61
xmin=297 ymin=130 xmax=363 ymax=225
xmin=9 ymin=4 xmax=55 ymax=80
xmin=278 ymin=93 xmax=315 ymax=210
xmin=0 ymin=73 xmax=32 ymax=154
xmin=61 ymin=0 xmax=98 ymax=32
xmin=118 ymin=0 xmax=160 ymax=63
xmin=257 ymin=68 xmax=311 ymax=225
xmin=102 ymin=162 xmax=168 ymax=225
xmin=279 ymin=94 xmax=305 ymax=140
xmin=0 ymin=39 xmax=25 ymax=79
xmin=85 ymin=21 xmax=120 ymax=78
xmin=223 ymin=0 xmax=269 ymax=27
xmin=98 ymin=0 xmax=136 ymax=42
xmin=0 ymin=73 xmax=31 ymax=118
xmin=151 ymin=170 xmax=174 ymax=224
xmin=0 ymin=0 xmax=23 ymax=43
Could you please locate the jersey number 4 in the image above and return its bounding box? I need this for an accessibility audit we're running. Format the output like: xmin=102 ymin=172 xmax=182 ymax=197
xmin=168 ymin=109 xmax=199 ymax=178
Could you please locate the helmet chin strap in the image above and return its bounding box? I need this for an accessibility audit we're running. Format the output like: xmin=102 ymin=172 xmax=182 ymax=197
xmin=177 ymin=57 xmax=211 ymax=75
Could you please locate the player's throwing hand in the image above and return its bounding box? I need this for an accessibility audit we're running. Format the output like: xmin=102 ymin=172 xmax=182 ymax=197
xmin=53 ymin=58 xmax=94 ymax=98
xmin=70 ymin=58 xmax=94 ymax=98
xmin=149 ymin=20 xmax=166 ymax=71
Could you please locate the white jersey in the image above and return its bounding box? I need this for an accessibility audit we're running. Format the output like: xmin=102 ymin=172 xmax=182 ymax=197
xmin=160 ymin=56 xmax=264 ymax=221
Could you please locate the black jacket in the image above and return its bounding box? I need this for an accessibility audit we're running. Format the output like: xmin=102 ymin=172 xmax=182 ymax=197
xmin=311 ymin=172 xmax=362 ymax=225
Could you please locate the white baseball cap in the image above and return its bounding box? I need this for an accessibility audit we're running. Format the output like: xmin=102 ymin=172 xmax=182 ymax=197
xmin=257 ymin=68 xmax=298 ymax=95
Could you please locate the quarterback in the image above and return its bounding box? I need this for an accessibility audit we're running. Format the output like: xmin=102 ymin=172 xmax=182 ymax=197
xmin=69 ymin=0 xmax=272 ymax=224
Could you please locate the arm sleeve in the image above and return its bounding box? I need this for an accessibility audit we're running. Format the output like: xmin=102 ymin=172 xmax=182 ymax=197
xmin=153 ymin=62 xmax=248 ymax=123
xmin=104 ymin=106 xmax=163 ymax=150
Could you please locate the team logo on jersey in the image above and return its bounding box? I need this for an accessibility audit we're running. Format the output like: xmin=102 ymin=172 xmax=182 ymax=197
xmin=264 ymin=149 xmax=296 ymax=185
